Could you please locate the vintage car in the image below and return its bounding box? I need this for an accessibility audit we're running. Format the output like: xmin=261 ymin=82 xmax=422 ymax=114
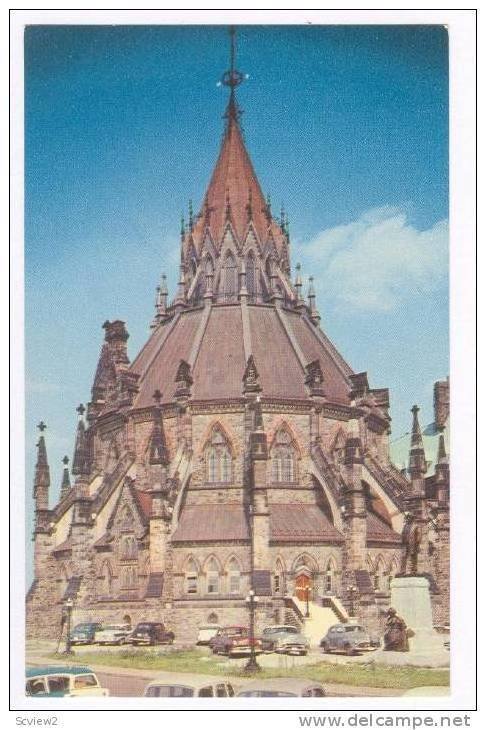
xmin=260 ymin=625 xmax=310 ymax=655
xmin=26 ymin=666 xmax=109 ymax=697
xmin=196 ymin=624 xmax=221 ymax=646
xmin=126 ymin=622 xmax=175 ymax=646
xmin=209 ymin=626 xmax=262 ymax=656
xmin=320 ymin=623 xmax=380 ymax=655
xmin=236 ymin=678 xmax=327 ymax=697
xmin=69 ymin=622 xmax=103 ymax=645
xmin=144 ymin=674 xmax=236 ymax=697
xmin=95 ymin=623 xmax=131 ymax=645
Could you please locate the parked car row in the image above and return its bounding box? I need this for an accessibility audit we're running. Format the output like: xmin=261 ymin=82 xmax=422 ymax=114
xmin=70 ymin=621 xmax=174 ymax=646
xmin=199 ymin=622 xmax=379 ymax=658
xmin=26 ymin=667 xmax=327 ymax=698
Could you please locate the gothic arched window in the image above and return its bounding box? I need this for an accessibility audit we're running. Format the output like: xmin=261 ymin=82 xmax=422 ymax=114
xmin=271 ymin=429 xmax=297 ymax=483
xmin=226 ymin=557 xmax=241 ymax=595
xmin=185 ymin=558 xmax=199 ymax=595
xmin=206 ymin=558 xmax=220 ymax=595
xmin=246 ymin=253 xmax=256 ymax=301
xmin=274 ymin=558 xmax=285 ymax=595
xmin=222 ymin=251 xmax=237 ymax=301
xmin=121 ymin=565 xmax=137 ymax=590
xmin=120 ymin=535 xmax=137 ymax=560
xmin=206 ymin=429 xmax=232 ymax=484
xmin=100 ymin=561 xmax=113 ymax=597
xmin=324 ymin=557 xmax=338 ymax=594
xmin=373 ymin=556 xmax=386 ymax=592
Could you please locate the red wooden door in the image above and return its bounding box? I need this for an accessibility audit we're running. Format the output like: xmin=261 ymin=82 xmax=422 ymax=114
xmin=295 ymin=574 xmax=312 ymax=602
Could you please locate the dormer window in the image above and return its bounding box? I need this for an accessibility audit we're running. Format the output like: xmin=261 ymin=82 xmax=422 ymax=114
xmin=206 ymin=428 xmax=232 ymax=484
xmin=271 ymin=428 xmax=297 ymax=483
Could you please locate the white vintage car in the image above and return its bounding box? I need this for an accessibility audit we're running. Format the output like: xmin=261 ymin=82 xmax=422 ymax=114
xmin=196 ymin=624 xmax=221 ymax=645
xmin=95 ymin=623 xmax=131 ymax=645
xmin=26 ymin=666 xmax=110 ymax=697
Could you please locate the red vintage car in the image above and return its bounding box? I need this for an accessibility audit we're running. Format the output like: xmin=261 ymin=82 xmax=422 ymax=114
xmin=209 ymin=626 xmax=262 ymax=657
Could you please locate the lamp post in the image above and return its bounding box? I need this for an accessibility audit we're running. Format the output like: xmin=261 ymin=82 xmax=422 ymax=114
xmin=63 ymin=598 xmax=74 ymax=655
xmin=347 ymin=585 xmax=358 ymax=618
xmin=305 ymin=584 xmax=311 ymax=618
xmin=244 ymin=589 xmax=261 ymax=673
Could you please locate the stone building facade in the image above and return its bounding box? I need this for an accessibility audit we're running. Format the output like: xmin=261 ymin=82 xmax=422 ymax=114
xmin=26 ymin=40 xmax=450 ymax=642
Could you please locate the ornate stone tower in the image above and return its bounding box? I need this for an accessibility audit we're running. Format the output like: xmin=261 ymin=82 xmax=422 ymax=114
xmin=27 ymin=28 xmax=449 ymax=641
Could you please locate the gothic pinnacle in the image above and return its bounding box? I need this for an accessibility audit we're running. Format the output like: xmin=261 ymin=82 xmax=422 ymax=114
xmin=188 ymin=199 xmax=194 ymax=231
xmin=409 ymin=405 xmax=427 ymax=479
xmin=60 ymin=455 xmax=71 ymax=500
xmin=34 ymin=421 xmax=50 ymax=510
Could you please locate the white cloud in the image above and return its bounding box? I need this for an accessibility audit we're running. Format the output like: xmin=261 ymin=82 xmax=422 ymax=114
xmin=296 ymin=207 xmax=448 ymax=311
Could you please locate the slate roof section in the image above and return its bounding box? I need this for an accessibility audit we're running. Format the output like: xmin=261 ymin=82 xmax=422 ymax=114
xmin=189 ymin=113 xmax=284 ymax=251
xmin=145 ymin=572 xmax=164 ymax=598
xmin=130 ymin=304 xmax=353 ymax=407
xmin=366 ymin=511 xmax=402 ymax=544
xmin=64 ymin=576 xmax=82 ymax=600
xmin=269 ymin=504 xmax=344 ymax=543
xmin=172 ymin=504 xmax=250 ymax=543
xmin=354 ymin=570 xmax=374 ymax=594
xmin=253 ymin=570 xmax=272 ymax=596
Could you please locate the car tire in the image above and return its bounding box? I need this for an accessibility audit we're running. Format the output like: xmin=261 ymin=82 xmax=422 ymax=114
xmin=344 ymin=643 xmax=355 ymax=656
xmin=321 ymin=642 xmax=330 ymax=653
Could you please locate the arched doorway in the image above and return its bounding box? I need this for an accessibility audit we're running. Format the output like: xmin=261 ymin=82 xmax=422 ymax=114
xmin=295 ymin=574 xmax=312 ymax=602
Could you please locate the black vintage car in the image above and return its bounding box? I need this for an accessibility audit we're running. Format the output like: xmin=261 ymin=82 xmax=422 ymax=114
xmin=126 ymin=622 xmax=175 ymax=646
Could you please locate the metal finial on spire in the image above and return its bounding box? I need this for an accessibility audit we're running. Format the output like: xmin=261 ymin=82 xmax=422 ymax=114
xmin=153 ymin=389 xmax=163 ymax=407
xmin=37 ymin=421 xmax=47 ymax=432
xmin=219 ymin=26 xmax=246 ymax=122
xmin=76 ymin=404 xmax=85 ymax=417
xmin=62 ymin=455 xmax=69 ymax=466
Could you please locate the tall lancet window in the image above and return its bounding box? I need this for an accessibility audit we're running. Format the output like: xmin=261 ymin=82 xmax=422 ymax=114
xmin=271 ymin=428 xmax=297 ymax=483
xmin=206 ymin=428 xmax=232 ymax=484
xmin=246 ymin=253 xmax=256 ymax=302
xmin=222 ymin=251 xmax=237 ymax=301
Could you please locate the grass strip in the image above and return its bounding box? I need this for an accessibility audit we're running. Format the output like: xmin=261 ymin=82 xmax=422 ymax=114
xmin=47 ymin=650 xmax=449 ymax=690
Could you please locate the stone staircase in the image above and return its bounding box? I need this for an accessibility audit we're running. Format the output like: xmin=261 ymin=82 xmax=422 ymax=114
xmin=291 ymin=595 xmax=349 ymax=647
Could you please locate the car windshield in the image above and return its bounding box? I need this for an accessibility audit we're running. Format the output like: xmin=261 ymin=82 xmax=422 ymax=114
xmin=146 ymin=685 xmax=194 ymax=697
xmin=74 ymin=674 xmax=98 ymax=689
xmin=136 ymin=624 xmax=153 ymax=631
xmin=238 ymin=691 xmax=297 ymax=697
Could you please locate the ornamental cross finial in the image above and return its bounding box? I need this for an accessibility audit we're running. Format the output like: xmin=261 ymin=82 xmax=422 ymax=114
xmin=153 ymin=389 xmax=163 ymax=407
xmin=76 ymin=403 xmax=85 ymax=416
xmin=219 ymin=27 xmax=247 ymax=123
xmin=62 ymin=455 xmax=69 ymax=466
xmin=37 ymin=421 xmax=46 ymax=432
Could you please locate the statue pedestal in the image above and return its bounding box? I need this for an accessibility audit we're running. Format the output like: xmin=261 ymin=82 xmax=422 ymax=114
xmin=390 ymin=576 xmax=447 ymax=656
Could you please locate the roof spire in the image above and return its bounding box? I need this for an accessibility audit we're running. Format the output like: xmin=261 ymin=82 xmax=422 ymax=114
xmin=408 ymin=405 xmax=427 ymax=482
xmin=60 ymin=455 xmax=71 ymax=501
xmin=33 ymin=421 xmax=50 ymax=510
xmin=220 ymin=26 xmax=245 ymax=124
xmin=72 ymin=404 xmax=89 ymax=477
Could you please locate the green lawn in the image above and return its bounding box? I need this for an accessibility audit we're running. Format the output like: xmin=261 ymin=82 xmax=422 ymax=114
xmin=48 ymin=650 xmax=449 ymax=690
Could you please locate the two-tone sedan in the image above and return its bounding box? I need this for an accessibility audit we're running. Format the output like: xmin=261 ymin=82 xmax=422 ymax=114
xmin=261 ymin=625 xmax=310 ymax=656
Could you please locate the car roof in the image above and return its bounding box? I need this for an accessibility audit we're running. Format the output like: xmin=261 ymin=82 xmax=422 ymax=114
xmin=26 ymin=666 xmax=95 ymax=678
xmin=238 ymin=678 xmax=325 ymax=691
xmin=147 ymin=674 xmax=234 ymax=689
xmin=263 ymin=625 xmax=297 ymax=630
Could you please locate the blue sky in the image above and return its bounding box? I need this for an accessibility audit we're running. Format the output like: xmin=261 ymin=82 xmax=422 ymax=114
xmin=25 ymin=24 xmax=449 ymax=575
